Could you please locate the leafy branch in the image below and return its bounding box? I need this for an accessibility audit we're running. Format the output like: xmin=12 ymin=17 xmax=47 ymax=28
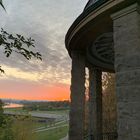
xmin=0 ymin=28 xmax=42 ymax=73
xmin=0 ymin=0 xmax=6 ymax=11
xmin=0 ymin=66 xmax=4 ymax=73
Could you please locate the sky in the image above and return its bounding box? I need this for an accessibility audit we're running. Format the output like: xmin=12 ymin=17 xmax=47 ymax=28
xmin=0 ymin=0 xmax=87 ymax=101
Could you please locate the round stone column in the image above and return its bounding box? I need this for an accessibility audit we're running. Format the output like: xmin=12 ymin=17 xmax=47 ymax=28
xmin=88 ymin=67 xmax=103 ymax=140
xmin=69 ymin=51 xmax=86 ymax=140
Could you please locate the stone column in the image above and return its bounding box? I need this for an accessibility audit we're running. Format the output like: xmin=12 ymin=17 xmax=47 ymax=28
xmin=111 ymin=3 xmax=140 ymax=140
xmin=69 ymin=51 xmax=86 ymax=140
xmin=88 ymin=67 xmax=103 ymax=140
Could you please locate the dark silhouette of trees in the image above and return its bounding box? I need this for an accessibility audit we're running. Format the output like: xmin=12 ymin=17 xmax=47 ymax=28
xmin=23 ymin=101 xmax=70 ymax=111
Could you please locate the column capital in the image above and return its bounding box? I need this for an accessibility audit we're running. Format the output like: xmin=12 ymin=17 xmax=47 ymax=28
xmin=111 ymin=3 xmax=140 ymax=20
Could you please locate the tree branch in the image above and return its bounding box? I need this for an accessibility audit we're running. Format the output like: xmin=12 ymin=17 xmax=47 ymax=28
xmin=0 ymin=29 xmax=42 ymax=73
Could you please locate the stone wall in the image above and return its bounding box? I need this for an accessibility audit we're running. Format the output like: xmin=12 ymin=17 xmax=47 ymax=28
xmin=112 ymin=3 xmax=140 ymax=140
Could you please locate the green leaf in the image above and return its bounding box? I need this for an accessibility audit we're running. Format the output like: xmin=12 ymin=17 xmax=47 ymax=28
xmin=0 ymin=0 xmax=6 ymax=11
xmin=0 ymin=66 xmax=4 ymax=73
xmin=0 ymin=29 xmax=42 ymax=73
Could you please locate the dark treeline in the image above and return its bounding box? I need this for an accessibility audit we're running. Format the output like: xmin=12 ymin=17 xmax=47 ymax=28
xmin=23 ymin=100 xmax=70 ymax=111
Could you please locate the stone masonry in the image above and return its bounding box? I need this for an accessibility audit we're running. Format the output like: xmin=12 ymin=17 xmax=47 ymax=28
xmin=89 ymin=68 xmax=103 ymax=140
xmin=69 ymin=52 xmax=85 ymax=140
xmin=111 ymin=3 xmax=140 ymax=140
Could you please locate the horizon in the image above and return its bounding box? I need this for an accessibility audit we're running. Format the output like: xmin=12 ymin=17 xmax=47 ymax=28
xmin=1 ymin=97 xmax=70 ymax=101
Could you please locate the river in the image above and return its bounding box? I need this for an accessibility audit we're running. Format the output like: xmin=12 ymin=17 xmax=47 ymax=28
xmin=4 ymin=103 xmax=23 ymax=108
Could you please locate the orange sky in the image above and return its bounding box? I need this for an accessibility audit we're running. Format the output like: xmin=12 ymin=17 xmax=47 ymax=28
xmin=0 ymin=65 xmax=71 ymax=101
xmin=0 ymin=64 xmax=71 ymax=101
xmin=0 ymin=81 xmax=70 ymax=101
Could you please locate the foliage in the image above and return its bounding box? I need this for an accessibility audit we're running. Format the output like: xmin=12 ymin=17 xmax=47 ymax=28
xmin=0 ymin=99 xmax=15 ymax=140
xmin=0 ymin=29 xmax=42 ymax=60
xmin=0 ymin=66 xmax=4 ymax=73
xmin=12 ymin=116 xmax=35 ymax=140
xmin=0 ymin=99 xmax=4 ymax=127
xmin=0 ymin=118 xmax=15 ymax=140
xmin=0 ymin=2 xmax=44 ymax=140
xmin=102 ymin=73 xmax=117 ymax=133
xmin=84 ymin=72 xmax=117 ymax=134
xmin=0 ymin=3 xmax=42 ymax=73
xmin=0 ymin=29 xmax=42 ymax=73
xmin=0 ymin=0 xmax=5 ymax=10
xmin=0 ymin=106 xmax=35 ymax=140
xmin=23 ymin=101 xmax=70 ymax=111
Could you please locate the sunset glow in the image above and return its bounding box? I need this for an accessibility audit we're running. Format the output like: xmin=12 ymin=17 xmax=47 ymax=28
xmin=0 ymin=0 xmax=86 ymax=101
xmin=0 ymin=84 xmax=70 ymax=101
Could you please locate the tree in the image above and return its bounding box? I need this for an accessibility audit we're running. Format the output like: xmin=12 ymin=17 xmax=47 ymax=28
xmin=102 ymin=73 xmax=117 ymax=134
xmin=0 ymin=99 xmax=4 ymax=127
xmin=0 ymin=2 xmax=42 ymax=139
xmin=0 ymin=99 xmax=14 ymax=140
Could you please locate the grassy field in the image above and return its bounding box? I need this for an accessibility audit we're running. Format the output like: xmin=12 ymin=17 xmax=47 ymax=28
xmin=4 ymin=107 xmax=69 ymax=140
xmin=12 ymin=119 xmax=68 ymax=140
xmin=34 ymin=125 xmax=68 ymax=140
xmin=31 ymin=110 xmax=69 ymax=115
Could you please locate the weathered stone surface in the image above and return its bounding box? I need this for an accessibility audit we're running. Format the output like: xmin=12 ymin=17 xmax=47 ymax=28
xmin=112 ymin=3 xmax=140 ymax=140
xmin=117 ymin=86 xmax=140 ymax=102
xmin=115 ymin=55 xmax=140 ymax=72
xmin=116 ymin=70 xmax=140 ymax=86
xmin=88 ymin=68 xmax=102 ymax=140
xmin=118 ymin=102 xmax=140 ymax=120
xmin=69 ymin=51 xmax=85 ymax=140
xmin=132 ymin=120 xmax=140 ymax=139
xmin=117 ymin=118 xmax=133 ymax=140
xmin=117 ymin=119 xmax=140 ymax=140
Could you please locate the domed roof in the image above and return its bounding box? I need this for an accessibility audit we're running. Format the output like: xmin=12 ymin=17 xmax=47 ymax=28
xmin=65 ymin=0 xmax=137 ymax=72
xmin=84 ymin=0 xmax=107 ymax=10
xmin=85 ymin=0 xmax=100 ymax=10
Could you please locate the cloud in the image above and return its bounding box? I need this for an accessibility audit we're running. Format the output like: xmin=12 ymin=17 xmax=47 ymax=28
xmin=0 ymin=0 xmax=87 ymax=99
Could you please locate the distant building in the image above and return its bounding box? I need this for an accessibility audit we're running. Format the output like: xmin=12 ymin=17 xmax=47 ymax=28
xmin=65 ymin=0 xmax=140 ymax=140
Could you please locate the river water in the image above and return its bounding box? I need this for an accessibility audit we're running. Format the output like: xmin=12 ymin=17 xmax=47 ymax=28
xmin=4 ymin=103 xmax=23 ymax=108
